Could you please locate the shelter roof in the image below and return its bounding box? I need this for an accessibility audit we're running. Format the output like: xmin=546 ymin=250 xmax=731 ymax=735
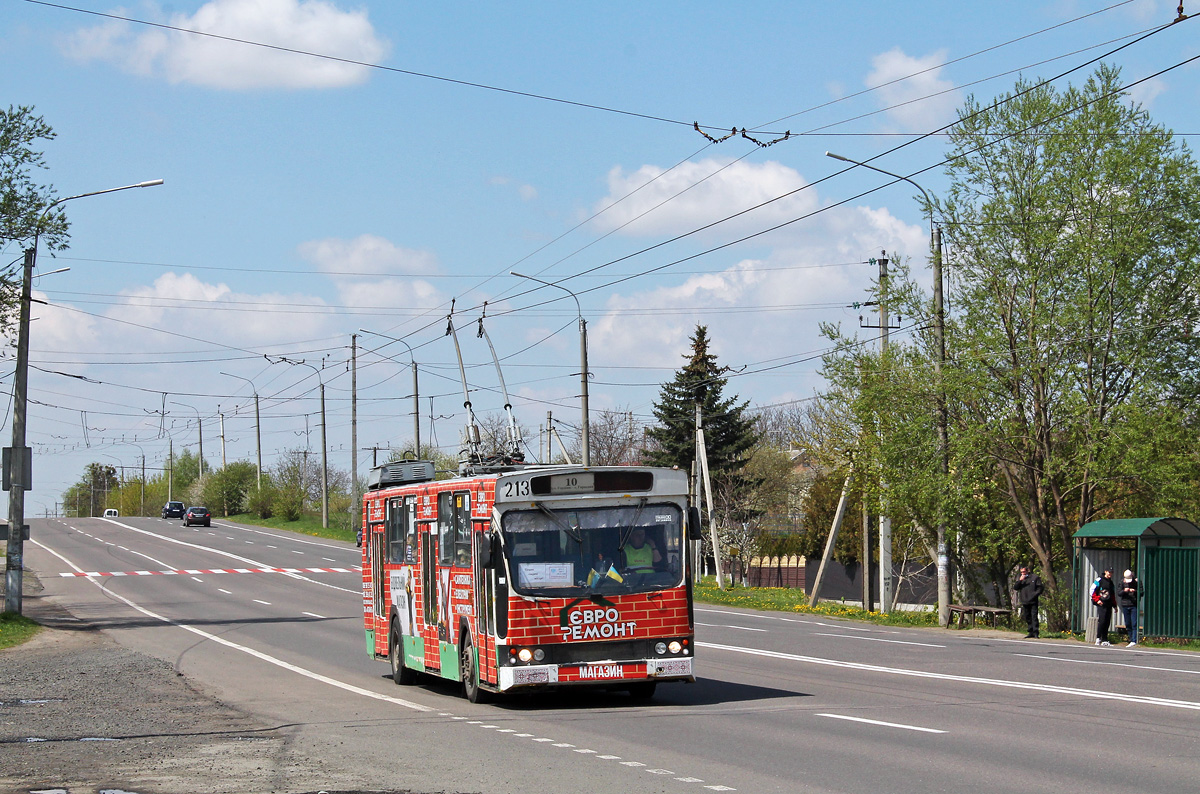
xmin=1074 ymin=517 xmax=1200 ymax=539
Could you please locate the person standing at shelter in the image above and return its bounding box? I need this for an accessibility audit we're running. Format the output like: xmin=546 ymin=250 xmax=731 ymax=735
xmin=1119 ymin=569 xmax=1139 ymax=647
xmin=1094 ymin=569 xmax=1116 ymax=646
xmin=1014 ymin=565 xmax=1044 ymax=638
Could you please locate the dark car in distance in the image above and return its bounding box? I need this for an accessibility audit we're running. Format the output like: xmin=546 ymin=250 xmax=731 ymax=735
xmin=183 ymin=506 xmax=212 ymax=527
xmin=162 ymin=501 xmax=185 ymax=519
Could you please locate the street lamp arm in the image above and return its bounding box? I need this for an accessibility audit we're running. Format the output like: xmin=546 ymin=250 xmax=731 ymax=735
xmin=825 ymin=152 xmax=932 ymax=224
xmin=510 ymin=270 xmax=591 ymax=466
xmin=510 ymin=271 xmax=582 ymax=320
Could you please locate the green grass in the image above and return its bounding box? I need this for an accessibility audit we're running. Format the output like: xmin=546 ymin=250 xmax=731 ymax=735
xmin=0 ymin=612 xmax=41 ymax=650
xmin=694 ymin=580 xmax=939 ymax=628
xmin=223 ymin=512 xmax=358 ymax=545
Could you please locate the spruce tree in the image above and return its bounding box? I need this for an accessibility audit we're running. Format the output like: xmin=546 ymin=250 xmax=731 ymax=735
xmin=644 ymin=325 xmax=756 ymax=478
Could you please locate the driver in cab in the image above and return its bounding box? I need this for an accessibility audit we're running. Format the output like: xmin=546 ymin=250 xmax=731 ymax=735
xmin=622 ymin=527 xmax=661 ymax=574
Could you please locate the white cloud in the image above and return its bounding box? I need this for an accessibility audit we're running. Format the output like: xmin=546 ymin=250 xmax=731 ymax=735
xmin=592 ymin=158 xmax=817 ymax=238
xmin=298 ymin=233 xmax=446 ymax=314
xmin=1126 ymin=76 xmax=1166 ymax=109
xmin=490 ymin=176 xmax=539 ymax=202
xmin=298 ymin=234 xmax=438 ymax=276
xmin=62 ymin=0 xmax=388 ymax=90
xmin=589 ymin=201 xmax=926 ymax=385
xmin=866 ymin=48 xmax=960 ymax=132
xmin=117 ymin=271 xmax=331 ymax=346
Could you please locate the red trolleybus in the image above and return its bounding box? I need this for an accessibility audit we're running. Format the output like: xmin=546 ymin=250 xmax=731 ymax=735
xmin=362 ymin=461 xmax=698 ymax=701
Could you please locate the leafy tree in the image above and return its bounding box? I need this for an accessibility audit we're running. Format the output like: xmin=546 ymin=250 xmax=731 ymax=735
xmin=927 ymin=64 xmax=1200 ymax=588
xmin=1 ymin=106 xmax=69 ymax=331
xmin=200 ymin=461 xmax=258 ymax=516
xmin=61 ymin=463 xmax=119 ymax=516
xmin=167 ymin=448 xmax=205 ymax=494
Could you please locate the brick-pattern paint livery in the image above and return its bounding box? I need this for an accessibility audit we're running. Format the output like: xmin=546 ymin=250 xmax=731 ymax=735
xmin=362 ymin=467 xmax=694 ymax=695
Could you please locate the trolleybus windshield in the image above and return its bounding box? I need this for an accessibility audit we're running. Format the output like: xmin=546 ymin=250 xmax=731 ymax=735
xmin=500 ymin=503 xmax=684 ymax=596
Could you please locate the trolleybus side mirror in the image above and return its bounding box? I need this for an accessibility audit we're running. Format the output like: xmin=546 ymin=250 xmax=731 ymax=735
xmin=688 ymin=506 xmax=703 ymax=540
xmin=479 ymin=530 xmax=498 ymax=568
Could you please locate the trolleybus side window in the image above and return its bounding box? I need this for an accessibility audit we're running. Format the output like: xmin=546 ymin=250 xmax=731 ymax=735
xmin=438 ymin=491 xmax=471 ymax=567
xmin=386 ymin=498 xmax=407 ymax=564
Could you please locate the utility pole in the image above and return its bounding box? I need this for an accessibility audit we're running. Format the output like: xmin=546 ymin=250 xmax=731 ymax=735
xmin=933 ymin=227 xmax=950 ymax=627
xmin=219 ymin=409 xmax=227 ymax=469
xmin=319 ymin=381 xmax=327 ymax=528
xmin=859 ymin=251 xmax=896 ymax=613
xmin=168 ymin=437 xmax=173 ymax=501
xmin=351 ymin=334 xmax=358 ymax=538
xmin=4 ymin=249 xmax=34 ymax=614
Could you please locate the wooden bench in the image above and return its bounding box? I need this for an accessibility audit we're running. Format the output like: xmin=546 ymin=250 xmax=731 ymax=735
xmin=948 ymin=604 xmax=1012 ymax=628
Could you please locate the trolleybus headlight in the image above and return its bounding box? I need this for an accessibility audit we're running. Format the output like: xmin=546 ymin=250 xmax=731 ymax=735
xmin=668 ymin=640 xmax=682 ymax=654
xmin=533 ymin=648 xmax=545 ymax=662
xmin=655 ymin=642 xmax=668 ymax=655
xmin=517 ymin=648 xmax=534 ymax=663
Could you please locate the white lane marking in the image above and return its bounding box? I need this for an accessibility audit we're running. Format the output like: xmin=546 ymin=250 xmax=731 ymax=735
xmin=210 ymin=520 xmax=353 ymax=552
xmin=323 ymin=557 xmax=336 ymax=562
xmin=301 ymin=611 xmax=325 ymax=619
xmin=90 ymin=519 xmax=358 ymax=596
xmin=621 ymin=761 xmax=646 ymax=767
xmin=253 ymin=599 xmax=271 ymax=606
xmin=817 ymin=713 xmax=946 ymax=734
xmin=291 ymin=550 xmax=305 ymax=555
xmin=191 ymin=577 xmax=203 ymax=583
xmin=268 ymin=545 xmax=278 ymax=549
xmin=218 ymin=589 xmax=232 ymax=594
xmin=812 ymin=632 xmax=945 ymax=648
xmin=29 ymin=538 xmax=433 ymax=713
xmin=552 ymin=742 xmax=575 ymax=748
xmin=696 ymin=622 xmax=767 ymax=632
xmin=700 ymin=641 xmax=1200 ymax=711
xmin=696 ymin=608 xmax=871 ymax=632
xmin=131 ymin=549 xmax=174 ymax=568
xmin=1015 ymin=653 xmax=1200 ymax=675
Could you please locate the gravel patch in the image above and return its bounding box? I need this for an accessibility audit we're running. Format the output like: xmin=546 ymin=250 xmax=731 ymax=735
xmin=0 ymin=570 xmax=425 ymax=794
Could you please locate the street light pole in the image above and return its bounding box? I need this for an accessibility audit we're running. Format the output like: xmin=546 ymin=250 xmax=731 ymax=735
xmin=510 ymin=272 xmax=590 ymax=466
xmin=286 ymin=359 xmax=327 ymax=529
xmin=220 ymin=372 xmax=262 ymax=489
xmin=5 ymin=178 xmax=162 ymax=615
xmin=171 ymin=401 xmax=204 ymax=487
xmin=826 ymin=151 xmax=948 ymax=625
xmin=358 ymin=329 xmax=420 ymax=456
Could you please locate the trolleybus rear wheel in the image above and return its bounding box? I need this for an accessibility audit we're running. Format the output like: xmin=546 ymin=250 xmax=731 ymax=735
xmin=389 ymin=623 xmax=417 ymax=685
xmin=627 ymin=681 xmax=657 ymax=700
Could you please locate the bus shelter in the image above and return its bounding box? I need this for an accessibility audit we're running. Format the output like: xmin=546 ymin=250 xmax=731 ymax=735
xmin=1072 ymin=517 xmax=1200 ymax=639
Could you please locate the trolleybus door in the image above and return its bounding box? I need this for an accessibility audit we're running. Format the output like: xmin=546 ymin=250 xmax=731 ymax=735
xmin=421 ymin=521 xmax=440 ymax=671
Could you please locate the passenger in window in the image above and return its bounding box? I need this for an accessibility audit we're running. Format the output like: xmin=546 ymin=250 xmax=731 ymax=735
xmin=622 ymin=527 xmax=662 ymax=574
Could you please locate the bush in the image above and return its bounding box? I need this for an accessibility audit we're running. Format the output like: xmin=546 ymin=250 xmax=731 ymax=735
xmin=246 ymin=484 xmax=275 ymax=519
xmin=272 ymin=485 xmax=304 ymax=522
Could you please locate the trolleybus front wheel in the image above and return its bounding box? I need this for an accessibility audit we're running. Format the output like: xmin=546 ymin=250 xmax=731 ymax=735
xmin=389 ymin=623 xmax=418 ymax=685
xmin=460 ymin=635 xmax=489 ymax=703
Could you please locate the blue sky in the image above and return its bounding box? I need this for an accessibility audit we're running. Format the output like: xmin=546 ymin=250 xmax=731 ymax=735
xmin=1 ymin=0 xmax=1195 ymax=512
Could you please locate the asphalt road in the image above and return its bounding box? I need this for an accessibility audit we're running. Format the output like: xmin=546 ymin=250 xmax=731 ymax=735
xmin=22 ymin=515 xmax=1200 ymax=793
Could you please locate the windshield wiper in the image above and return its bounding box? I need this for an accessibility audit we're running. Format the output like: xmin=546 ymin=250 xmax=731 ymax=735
xmin=533 ymin=501 xmax=582 ymax=544
xmin=618 ymin=498 xmax=649 ymax=548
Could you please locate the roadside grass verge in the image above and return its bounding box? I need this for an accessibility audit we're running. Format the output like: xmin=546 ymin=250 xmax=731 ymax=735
xmin=222 ymin=513 xmax=357 ymax=545
xmin=694 ymin=580 xmax=938 ymax=628
xmin=0 ymin=613 xmax=41 ymax=650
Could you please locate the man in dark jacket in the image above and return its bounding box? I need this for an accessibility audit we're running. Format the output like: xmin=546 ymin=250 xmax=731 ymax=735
xmin=1095 ymin=569 xmax=1116 ymax=646
xmin=1014 ymin=566 xmax=1044 ymax=638
xmin=1118 ymin=569 xmax=1139 ymax=647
